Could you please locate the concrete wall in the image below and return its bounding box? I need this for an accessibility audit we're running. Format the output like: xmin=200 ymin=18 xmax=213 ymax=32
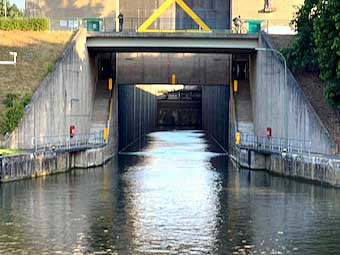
xmin=250 ymin=33 xmax=335 ymax=154
xmin=25 ymin=0 xmax=229 ymax=30
xmin=0 ymin=152 xmax=72 ymax=182
xmin=233 ymin=148 xmax=340 ymax=188
xmin=232 ymin=0 xmax=303 ymax=33
xmin=25 ymin=0 xmax=116 ymax=18
xmin=118 ymin=53 xmax=231 ymax=85
xmin=118 ymin=85 xmax=158 ymax=150
xmin=6 ymin=29 xmax=97 ymax=149
xmin=25 ymin=0 xmax=175 ymax=22
xmin=74 ymin=79 xmax=119 ymax=168
xmin=202 ymin=85 xmax=230 ymax=151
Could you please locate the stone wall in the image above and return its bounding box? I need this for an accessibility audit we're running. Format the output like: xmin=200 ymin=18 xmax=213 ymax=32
xmin=6 ymin=29 xmax=97 ymax=150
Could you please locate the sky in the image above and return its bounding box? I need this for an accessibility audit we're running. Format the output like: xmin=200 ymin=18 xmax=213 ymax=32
xmin=11 ymin=0 xmax=25 ymax=9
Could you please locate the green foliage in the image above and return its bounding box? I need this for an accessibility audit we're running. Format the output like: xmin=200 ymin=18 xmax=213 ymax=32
xmin=0 ymin=17 xmax=49 ymax=31
xmin=47 ymin=63 xmax=54 ymax=73
xmin=282 ymin=0 xmax=319 ymax=72
xmin=3 ymin=93 xmax=18 ymax=107
xmin=313 ymin=0 xmax=340 ymax=109
xmin=0 ymin=0 xmax=23 ymax=18
xmin=324 ymin=79 xmax=340 ymax=109
xmin=0 ymin=93 xmax=31 ymax=134
xmin=283 ymin=0 xmax=340 ymax=108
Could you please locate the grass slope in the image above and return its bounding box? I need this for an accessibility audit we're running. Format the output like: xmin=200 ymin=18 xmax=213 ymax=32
xmin=0 ymin=31 xmax=73 ymax=115
xmin=0 ymin=148 xmax=25 ymax=155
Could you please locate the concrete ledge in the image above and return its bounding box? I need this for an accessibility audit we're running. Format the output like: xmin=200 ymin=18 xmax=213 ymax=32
xmin=86 ymin=32 xmax=259 ymax=53
xmin=87 ymin=31 xmax=259 ymax=39
xmin=0 ymin=152 xmax=72 ymax=183
xmin=232 ymin=147 xmax=340 ymax=188
xmin=0 ymin=143 xmax=115 ymax=183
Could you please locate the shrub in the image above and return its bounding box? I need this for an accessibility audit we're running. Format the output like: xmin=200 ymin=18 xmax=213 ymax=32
xmin=0 ymin=93 xmax=31 ymax=134
xmin=0 ymin=17 xmax=49 ymax=31
xmin=3 ymin=93 xmax=18 ymax=107
xmin=47 ymin=63 xmax=54 ymax=73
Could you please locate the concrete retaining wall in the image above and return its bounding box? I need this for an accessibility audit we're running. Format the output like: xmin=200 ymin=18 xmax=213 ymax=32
xmin=118 ymin=53 xmax=231 ymax=86
xmin=250 ymin=33 xmax=335 ymax=154
xmin=74 ymin=79 xmax=119 ymax=167
xmin=6 ymin=28 xmax=97 ymax=150
xmin=233 ymin=148 xmax=340 ymax=188
xmin=0 ymin=152 xmax=72 ymax=182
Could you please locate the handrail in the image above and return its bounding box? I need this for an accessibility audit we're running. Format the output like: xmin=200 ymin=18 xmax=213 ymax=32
xmin=48 ymin=17 xmax=295 ymax=34
xmin=239 ymin=133 xmax=312 ymax=155
xmin=32 ymin=131 xmax=106 ymax=152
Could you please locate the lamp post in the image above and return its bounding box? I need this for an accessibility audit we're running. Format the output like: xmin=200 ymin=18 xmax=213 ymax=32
xmin=255 ymin=47 xmax=288 ymax=141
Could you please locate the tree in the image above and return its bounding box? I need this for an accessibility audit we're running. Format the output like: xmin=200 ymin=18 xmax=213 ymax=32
xmin=314 ymin=0 xmax=340 ymax=108
xmin=282 ymin=0 xmax=319 ymax=72
xmin=283 ymin=0 xmax=340 ymax=109
xmin=0 ymin=0 xmax=23 ymax=18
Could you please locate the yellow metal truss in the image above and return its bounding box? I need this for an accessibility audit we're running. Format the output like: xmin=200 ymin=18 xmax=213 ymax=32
xmin=137 ymin=0 xmax=211 ymax=33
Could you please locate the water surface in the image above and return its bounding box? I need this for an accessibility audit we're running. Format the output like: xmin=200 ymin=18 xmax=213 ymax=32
xmin=1 ymin=130 xmax=340 ymax=254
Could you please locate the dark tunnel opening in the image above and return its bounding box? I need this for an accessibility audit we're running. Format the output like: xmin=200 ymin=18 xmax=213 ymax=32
xmin=92 ymin=51 xmax=236 ymax=153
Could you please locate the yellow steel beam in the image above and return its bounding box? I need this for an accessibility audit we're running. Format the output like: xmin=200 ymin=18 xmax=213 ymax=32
xmin=137 ymin=0 xmax=175 ymax=32
xmin=137 ymin=0 xmax=211 ymax=33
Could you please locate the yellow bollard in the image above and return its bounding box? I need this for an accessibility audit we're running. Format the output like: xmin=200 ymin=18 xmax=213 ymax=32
xmin=103 ymin=128 xmax=109 ymax=141
xmin=108 ymin=78 xmax=113 ymax=91
xmin=236 ymin=132 xmax=241 ymax=145
xmin=233 ymin=80 xmax=238 ymax=93
xmin=171 ymin=73 xmax=176 ymax=85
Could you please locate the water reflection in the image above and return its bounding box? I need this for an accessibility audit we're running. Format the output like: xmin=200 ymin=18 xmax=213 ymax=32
xmin=0 ymin=131 xmax=340 ymax=254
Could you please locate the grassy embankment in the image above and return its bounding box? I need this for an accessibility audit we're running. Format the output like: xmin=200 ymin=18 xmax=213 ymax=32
xmin=0 ymin=148 xmax=25 ymax=155
xmin=0 ymin=31 xmax=73 ymax=136
xmin=0 ymin=31 xmax=73 ymax=118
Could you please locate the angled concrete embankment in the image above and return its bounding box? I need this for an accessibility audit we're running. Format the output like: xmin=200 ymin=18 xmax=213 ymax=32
xmin=250 ymin=32 xmax=335 ymax=155
xmin=6 ymin=28 xmax=97 ymax=150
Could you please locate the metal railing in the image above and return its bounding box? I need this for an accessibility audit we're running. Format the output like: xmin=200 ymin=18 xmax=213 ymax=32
xmin=48 ymin=17 xmax=294 ymax=34
xmin=239 ymin=133 xmax=312 ymax=155
xmin=261 ymin=19 xmax=295 ymax=35
xmin=32 ymin=132 xmax=106 ymax=152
